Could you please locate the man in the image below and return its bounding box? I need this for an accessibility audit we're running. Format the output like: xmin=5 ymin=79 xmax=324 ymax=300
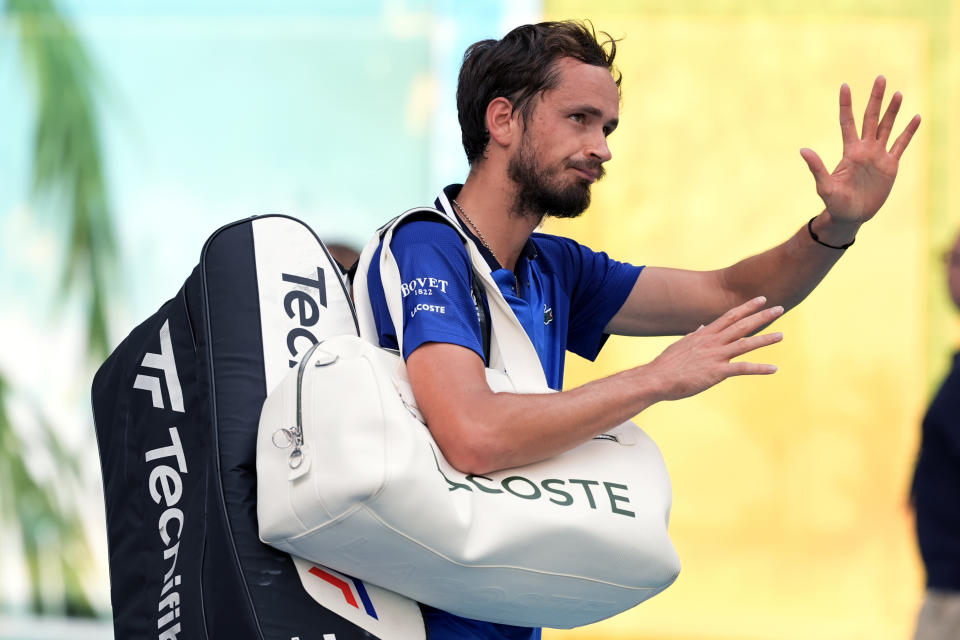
xmin=910 ymin=230 xmax=960 ymax=640
xmin=365 ymin=20 xmax=920 ymax=640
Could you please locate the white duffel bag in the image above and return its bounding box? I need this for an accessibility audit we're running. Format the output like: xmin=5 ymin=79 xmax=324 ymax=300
xmin=256 ymin=208 xmax=680 ymax=629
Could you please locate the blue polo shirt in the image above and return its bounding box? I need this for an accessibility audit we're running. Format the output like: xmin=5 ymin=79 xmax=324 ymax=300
xmin=368 ymin=185 xmax=642 ymax=390
xmin=366 ymin=185 xmax=643 ymax=639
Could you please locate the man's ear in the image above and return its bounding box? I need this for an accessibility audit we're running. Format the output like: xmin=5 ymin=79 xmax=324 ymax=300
xmin=486 ymin=96 xmax=518 ymax=148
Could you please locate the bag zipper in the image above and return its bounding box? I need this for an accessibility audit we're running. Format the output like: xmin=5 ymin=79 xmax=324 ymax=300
xmin=271 ymin=341 xmax=323 ymax=469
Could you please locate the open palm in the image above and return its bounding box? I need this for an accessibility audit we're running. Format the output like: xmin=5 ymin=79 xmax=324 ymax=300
xmin=800 ymin=76 xmax=921 ymax=225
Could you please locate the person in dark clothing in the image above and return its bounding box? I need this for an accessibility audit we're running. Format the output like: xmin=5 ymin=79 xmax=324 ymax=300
xmin=911 ymin=229 xmax=960 ymax=639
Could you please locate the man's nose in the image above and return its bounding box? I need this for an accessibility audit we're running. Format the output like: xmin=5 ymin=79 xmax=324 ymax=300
xmin=588 ymin=132 xmax=612 ymax=163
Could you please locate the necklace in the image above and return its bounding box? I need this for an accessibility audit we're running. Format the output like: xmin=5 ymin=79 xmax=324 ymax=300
xmin=451 ymin=198 xmax=501 ymax=266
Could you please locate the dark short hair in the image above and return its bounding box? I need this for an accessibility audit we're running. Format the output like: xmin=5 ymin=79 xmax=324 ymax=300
xmin=456 ymin=20 xmax=621 ymax=165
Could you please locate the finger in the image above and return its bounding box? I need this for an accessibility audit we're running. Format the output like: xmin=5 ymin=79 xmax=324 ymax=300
xmin=889 ymin=113 xmax=921 ymax=160
xmin=704 ymin=296 xmax=768 ymax=334
xmin=719 ymin=305 xmax=784 ymax=343
xmin=838 ymin=83 xmax=858 ymax=146
xmin=860 ymin=75 xmax=885 ymax=140
xmin=876 ymin=90 xmax=902 ymax=146
xmin=726 ymin=361 xmax=778 ymax=376
xmin=799 ymin=148 xmax=831 ymax=194
xmin=724 ymin=330 xmax=783 ymax=360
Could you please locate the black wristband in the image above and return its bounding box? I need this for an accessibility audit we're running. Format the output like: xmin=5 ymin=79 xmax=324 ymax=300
xmin=808 ymin=217 xmax=855 ymax=250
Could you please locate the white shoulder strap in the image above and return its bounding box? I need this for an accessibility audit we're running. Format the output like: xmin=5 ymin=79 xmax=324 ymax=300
xmin=353 ymin=207 xmax=549 ymax=392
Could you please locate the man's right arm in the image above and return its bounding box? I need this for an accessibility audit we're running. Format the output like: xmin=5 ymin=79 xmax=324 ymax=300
xmin=407 ymin=296 xmax=783 ymax=475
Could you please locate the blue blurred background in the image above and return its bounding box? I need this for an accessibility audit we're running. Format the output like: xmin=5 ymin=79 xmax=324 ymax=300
xmin=0 ymin=1 xmax=534 ymax=635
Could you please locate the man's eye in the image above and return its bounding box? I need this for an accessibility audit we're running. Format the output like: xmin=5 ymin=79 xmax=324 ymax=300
xmin=570 ymin=113 xmax=585 ymax=123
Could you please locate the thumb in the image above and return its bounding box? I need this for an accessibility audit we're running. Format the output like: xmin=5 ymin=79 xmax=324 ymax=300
xmin=799 ymin=148 xmax=830 ymax=191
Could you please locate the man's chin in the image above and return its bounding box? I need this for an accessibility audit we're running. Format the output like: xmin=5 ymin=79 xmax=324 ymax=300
xmin=545 ymin=185 xmax=591 ymax=219
xmin=509 ymin=166 xmax=592 ymax=218
xmin=547 ymin=205 xmax=588 ymax=220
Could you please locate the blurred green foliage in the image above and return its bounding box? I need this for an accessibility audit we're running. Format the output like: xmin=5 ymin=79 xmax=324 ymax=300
xmin=2 ymin=0 xmax=117 ymax=617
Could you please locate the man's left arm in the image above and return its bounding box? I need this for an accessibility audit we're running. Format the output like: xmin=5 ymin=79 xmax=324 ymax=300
xmin=607 ymin=76 xmax=921 ymax=337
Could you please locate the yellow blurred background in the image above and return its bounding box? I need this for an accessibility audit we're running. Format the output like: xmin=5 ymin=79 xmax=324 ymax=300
xmin=544 ymin=1 xmax=959 ymax=638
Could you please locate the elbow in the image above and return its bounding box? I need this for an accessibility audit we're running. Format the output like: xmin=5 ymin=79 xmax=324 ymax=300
xmin=442 ymin=450 xmax=494 ymax=476
xmin=431 ymin=416 xmax=505 ymax=476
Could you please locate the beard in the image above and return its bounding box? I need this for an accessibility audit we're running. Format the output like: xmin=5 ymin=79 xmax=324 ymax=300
xmin=507 ymin=136 xmax=603 ymax=219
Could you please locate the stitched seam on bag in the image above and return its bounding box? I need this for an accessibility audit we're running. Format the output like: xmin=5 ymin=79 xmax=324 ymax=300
xmin=302 ymin=353 xmax=337 ymax=524
xmin=283 ymin=501 xmax=366 ymax=541
xmin=287 ymin=480 xmax=312 ymax=533
xmin=365 ymin=350 xmax=391 ymax=505
xmin=356 ymin=504 xmax=669 ymax=591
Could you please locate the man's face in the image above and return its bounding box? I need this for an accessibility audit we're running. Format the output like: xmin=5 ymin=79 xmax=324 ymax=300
xmin=507 ymin=57 xmax=620 ymax=219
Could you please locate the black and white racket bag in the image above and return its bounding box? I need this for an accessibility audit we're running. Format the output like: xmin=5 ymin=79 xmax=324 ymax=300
xmin=91 ymin=215 xmax=425 ymax=640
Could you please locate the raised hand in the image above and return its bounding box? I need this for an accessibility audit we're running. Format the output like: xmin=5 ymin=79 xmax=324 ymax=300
xmin=799 ymin=76 xmax=921 ymax=226
xmin=645 ymin=296 xmax=784 ymax=402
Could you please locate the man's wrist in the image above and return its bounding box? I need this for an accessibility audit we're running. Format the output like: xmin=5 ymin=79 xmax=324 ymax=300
xmin=628 ymin=363 xmax=673 ymax=406
xmin=809 ymin=210 xmax=860 ymax=249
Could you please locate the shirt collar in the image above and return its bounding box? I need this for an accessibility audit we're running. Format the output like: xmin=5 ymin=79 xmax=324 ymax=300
xmin=435 ymin=184 xmax=538 ymax=271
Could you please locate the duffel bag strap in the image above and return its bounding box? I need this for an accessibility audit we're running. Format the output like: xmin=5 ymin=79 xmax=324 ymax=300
xmin=369 ymin=208 xmax=548 ymax=392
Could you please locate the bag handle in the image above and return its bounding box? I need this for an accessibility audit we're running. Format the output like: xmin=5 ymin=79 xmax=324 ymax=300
xmin=353 ymin=207 xmax=549 ymax=392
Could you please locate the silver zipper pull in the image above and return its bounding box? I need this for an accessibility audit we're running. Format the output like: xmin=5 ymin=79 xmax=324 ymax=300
xmin=288 ymin=447 xmax=304 ymax=469
xmin=272 ymin=424 xmax=305 ymax=470
xmin=272 ymin=427 xmax=296 ymax=449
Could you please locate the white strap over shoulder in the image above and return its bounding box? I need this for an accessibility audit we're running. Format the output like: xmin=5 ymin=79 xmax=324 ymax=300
xmin=353 ymin=207 xmax=549 ymax=392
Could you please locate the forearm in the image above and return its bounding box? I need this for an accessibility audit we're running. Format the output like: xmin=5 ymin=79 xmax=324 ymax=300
xmin=411 ymin=299 xmax=781 ymax=475
xmin=719 ymin=210 xmax=857 ymax=313
xmin=607 ymin=212 xmax=853 ymax=337
xmin=448 ymin=366 xmax=664 ymax=474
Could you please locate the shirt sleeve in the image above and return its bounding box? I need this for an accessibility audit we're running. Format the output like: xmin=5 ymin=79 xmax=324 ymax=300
xmin=383 ymin=219 xmax=485 ymax=361
xmin=558 ymin=237 xmax=643 ymax=361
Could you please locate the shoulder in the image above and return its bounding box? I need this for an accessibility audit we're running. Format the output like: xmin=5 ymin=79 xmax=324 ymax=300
xmin=531 ymin=231 xmax=640 ymax=268
xmin=389 ymin=218 xmax=469 ymax=272
xmin=392 ymin=216 xmax=464 ymax=248
xmin=530 ymin=231 xmax=613 ymax=259
xmin=529 ymin=231 xmax=643 ymax=294
xmin=527 ymin=232 xmax=577 ymax=272
xmin=530 ymin=231 xmax=579 ymax=254
xmin=529 ymin=231 xmax=613 ymax=272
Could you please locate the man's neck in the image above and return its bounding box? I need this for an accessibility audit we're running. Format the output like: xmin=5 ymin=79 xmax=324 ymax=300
xmin=453 ymin=169 xmax=540 ymax=272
